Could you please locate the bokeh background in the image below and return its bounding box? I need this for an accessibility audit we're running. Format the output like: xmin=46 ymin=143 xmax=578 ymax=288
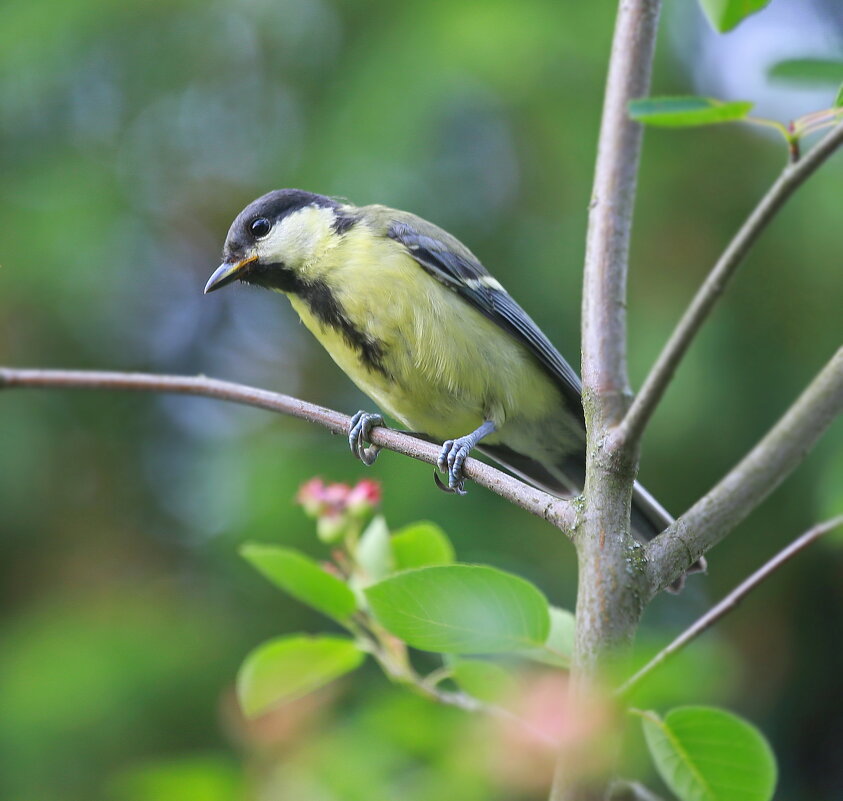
xmin=1 ymin=0 xmax=842 ymax=798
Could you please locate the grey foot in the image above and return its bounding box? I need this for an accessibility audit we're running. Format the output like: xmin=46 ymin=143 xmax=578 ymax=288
xmin=348 ymin=411 xmax=383 ymax=466
xmin=436 ymin=437 xmax=475 ymax=495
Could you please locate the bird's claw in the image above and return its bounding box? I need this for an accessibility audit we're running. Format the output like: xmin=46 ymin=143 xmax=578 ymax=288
xmin=436 ymin=437 xmax=471 ymax=495
xmin=348 ymin=411 xmax=383 ymax=466
xmin=433 ymin=470 xmax=465 ymax=495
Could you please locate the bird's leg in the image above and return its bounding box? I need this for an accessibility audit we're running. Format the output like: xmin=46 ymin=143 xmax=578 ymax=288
xmin=348 ymin=410 xmax=384 ymax=466
xmin=436 ymin=420 xmax=496 ymax=495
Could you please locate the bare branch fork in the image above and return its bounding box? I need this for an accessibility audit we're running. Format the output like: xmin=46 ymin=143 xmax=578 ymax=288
xmin=613 ymin=122 xmax=843 ymax=451
xmin=620 ymin=514 xmax=843 ymax=696
xmin=0 ymin=367 xmax=577 ymax=533
xmin=560 ymin=0 xmax=841 ymax=789
xmin=646 ymin=346 xmax=843 ymax=593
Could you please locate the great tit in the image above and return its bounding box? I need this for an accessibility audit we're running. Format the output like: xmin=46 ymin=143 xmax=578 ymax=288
xmin=205 ymin=189 xmax=704 ymax=586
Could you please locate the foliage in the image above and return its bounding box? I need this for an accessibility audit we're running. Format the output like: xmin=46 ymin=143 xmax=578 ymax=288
xmin=695 ymin=0 xmax=773 ymax=33
xmin=630 ymin=93 xmax=842 ymax=153
xmin=236 ymin=479 xmax=779 ymax=798
xmin=238 ymin=634 xmax=365 ymax=716
xmin=238 ymin=479 xmax=576 ymax=718
xmin=628 ymin=97 xmax=755 ymax=127
xmin=638 ymin=707 xmax=777 ymax=801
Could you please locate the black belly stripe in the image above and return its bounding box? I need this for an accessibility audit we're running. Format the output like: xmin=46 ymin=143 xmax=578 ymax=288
xmin=246 ymin=262 xmax=390 ymax=377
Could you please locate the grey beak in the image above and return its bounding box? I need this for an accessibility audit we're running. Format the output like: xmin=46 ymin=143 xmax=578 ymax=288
xmin=204 ymin=256 xmax=257 ymax=294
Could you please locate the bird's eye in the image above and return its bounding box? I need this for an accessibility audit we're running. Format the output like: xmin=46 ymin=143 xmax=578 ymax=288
xmin=249 ymin=217 xmax=271 ymax=238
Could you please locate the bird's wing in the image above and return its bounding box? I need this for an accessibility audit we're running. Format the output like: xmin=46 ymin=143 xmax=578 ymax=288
xmin=385 ymin=215 xmax=583 ymax=420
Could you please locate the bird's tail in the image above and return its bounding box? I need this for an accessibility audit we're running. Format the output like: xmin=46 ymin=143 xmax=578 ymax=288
xmin=478 ymin=444 xmax=706 ymax=592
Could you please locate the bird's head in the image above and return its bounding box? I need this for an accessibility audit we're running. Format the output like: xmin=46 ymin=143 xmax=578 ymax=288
xmin=204 ymin=189 xmax=353 ymax=294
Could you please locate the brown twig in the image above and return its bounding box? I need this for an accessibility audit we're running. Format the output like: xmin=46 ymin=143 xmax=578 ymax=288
xmin=614 ymin=123 xmax=843 ymax=450
xmin=0 ymin=367 xmax=577 ymax=533
xmin=619 ymin=515 xmax=843 ymax=696
xmin=646 ymin=347 xmax=843 ymax=593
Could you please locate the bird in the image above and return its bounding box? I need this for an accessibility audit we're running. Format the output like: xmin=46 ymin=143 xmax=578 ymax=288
xmin=205 ymin=189 xmax=704 ymax=589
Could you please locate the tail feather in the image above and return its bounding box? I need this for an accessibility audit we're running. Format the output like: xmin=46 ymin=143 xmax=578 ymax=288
xmin=477 ymin=444 xmax=706 ymax=592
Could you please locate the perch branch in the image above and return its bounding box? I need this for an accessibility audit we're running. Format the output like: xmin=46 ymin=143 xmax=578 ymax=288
xmin=646 ymin=347 xmax=843 ymax=593
xmin=620 ymin=515 xmax=843 ymax=695
xmin=0 ymin=367 xmax=577 ymax=533
xmin=614 ymin=122 xmax=843 ymax=450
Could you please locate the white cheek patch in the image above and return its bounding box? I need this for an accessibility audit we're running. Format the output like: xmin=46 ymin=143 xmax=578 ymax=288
xmin=256 ymin=205 xmax=337 ymax=267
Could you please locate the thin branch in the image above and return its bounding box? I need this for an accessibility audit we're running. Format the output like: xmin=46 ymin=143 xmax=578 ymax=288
xmin=581 ymin=0 xmax=661 ymax=426
xmin=606 ymin=780 xmax=666 ymax=801
xmin=421 ymin=683 xmax=559 ymax=748
xmin=646 ymin=347 xmax=843 ymax=593
xmin=360 ymin=627 xmax=559 ymax=747
xmin=614 ymin=122 xmax=843 ymax=450
xmin=620 ymin=515 xmax=843 ymax=696
xmin=0 ymin=367 xmax=577 ymax=533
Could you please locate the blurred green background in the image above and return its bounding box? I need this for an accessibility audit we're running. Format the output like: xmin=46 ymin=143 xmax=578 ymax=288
xmin=1 ymin=0 xmax=842 ymax=798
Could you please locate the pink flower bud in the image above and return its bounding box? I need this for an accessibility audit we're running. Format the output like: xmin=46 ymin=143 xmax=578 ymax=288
xmin=296 ymin=477 xmax=328 ymax=517
xmin=323 ymin=482 xmax=352 ymax=509
xmin=346 ymin=479 xmax=382 ymax=513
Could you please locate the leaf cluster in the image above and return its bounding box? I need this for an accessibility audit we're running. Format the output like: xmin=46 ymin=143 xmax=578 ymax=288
xmin=238 ymin=502 xmax=780 ymax=801
xmin=237 ymin=514 xmax=575 ymax=717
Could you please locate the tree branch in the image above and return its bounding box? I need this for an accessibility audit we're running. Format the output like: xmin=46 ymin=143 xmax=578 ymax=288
xmin=581 ymin=1 xmax=661 ymax=425
xmin=607 ymin=780 xmax=665 ymax=801
xmin=554 ymin=1 xmax=662 ymax=798
xmin=620 ymin=515 xmax=843 ymax=696
xmin=0 ymin=367 xmax=577 ymax=533
xmin=574 ymin=0 xmax=661 ymax=670
xmin=421 ymin=684 xmax=558 ymax=748
xmin=646 ymin=347 xmax=843 ymax=593
xmin=614 ymin=123 xmax=843 ymax=450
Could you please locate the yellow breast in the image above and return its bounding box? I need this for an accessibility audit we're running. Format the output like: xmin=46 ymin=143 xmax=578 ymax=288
xmin=284 ymin=226 xmax=564 ymax=444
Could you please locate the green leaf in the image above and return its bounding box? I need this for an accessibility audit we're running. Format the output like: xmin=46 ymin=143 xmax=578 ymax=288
xmin=629 ymin=96 xmax=754 ymax=127
xmin=835 ymin=83 xmax=843 ymax=109
xmin=237 ymin=635 xmax=364 ymax=717
xmin=640 ymin=706 xmax=777 ymax=801
xmin=450 ymin=659 xmax=516 ymax=703
xmin=355 ymin=515 xmax=393 ymax=583
xmin=365 ymin=564 xmax=550 ymax=653
xmin=697 ymin=0 xmax=772 ymax=33
xmin=108 ymin=755 xmax=243 ymax=801
xmin=767 ymin=58 xmax=843 ymax=86
xmin=240 ymin=544 xmax=357 ymax=622
xmin=391 ymin=521 xmax=455 ymax=569
xmin=519 ymin=606 xmax=575 ymax=667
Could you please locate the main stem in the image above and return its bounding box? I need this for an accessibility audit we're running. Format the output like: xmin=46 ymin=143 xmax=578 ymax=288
xmin=552 ymin=0 xmax=661 ymax=798
xmin=575 ymin=0 xmax=661 ymax=677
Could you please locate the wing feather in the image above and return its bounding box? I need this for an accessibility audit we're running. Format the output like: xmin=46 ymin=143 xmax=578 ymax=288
xmin=386 ymin=219 xmax=583 ymax=421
